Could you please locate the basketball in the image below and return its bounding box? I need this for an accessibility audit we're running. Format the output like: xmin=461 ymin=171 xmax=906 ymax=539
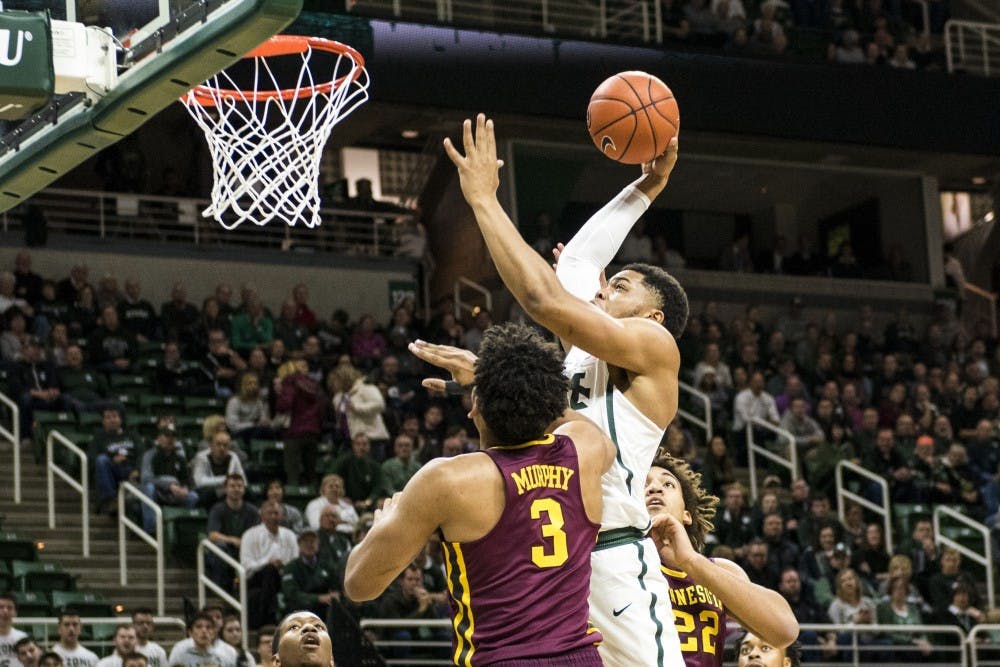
xmin=587 ymin=71 xmax=679 ymax=165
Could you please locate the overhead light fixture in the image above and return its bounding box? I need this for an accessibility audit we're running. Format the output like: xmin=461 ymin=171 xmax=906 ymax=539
xmin=401 ymin=129 xmax=419 ymax=139
xmin=972 ymin=176 xmax=987 ymax=185
xmin=986 ymin=211 xmax=995 ymax=222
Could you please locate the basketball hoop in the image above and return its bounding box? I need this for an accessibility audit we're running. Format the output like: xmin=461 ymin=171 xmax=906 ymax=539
xmin=182 ymin=35 xmax=369 ymax=229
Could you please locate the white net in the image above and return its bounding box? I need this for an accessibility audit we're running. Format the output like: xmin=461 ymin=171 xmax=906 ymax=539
xmin=182 ymin=37 xmax=369 ymax=229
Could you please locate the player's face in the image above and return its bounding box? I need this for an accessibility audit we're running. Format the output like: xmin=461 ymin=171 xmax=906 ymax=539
xmin=644 ymin=467 xmax=691 ymax=526
xmin=738 ymin=633 xmax=790 ymax=667
xmin=594 ymin=270 xmax=661 ymax=322
xmin=274 ymin=612 xmax=333 ymax=667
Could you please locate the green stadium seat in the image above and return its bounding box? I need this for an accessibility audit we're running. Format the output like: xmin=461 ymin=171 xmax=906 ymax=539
xmin=76 ymin=412 xmax=104 ymax=430
xmin=14 ymin=591 xmax=52 ymax=639
xmin=246 ymin=483 xmax=266 ymax=503
xmin=249 ymin=439 xmax=284 ymax=477
xmin=12 ymin=560 xmax=77 ymax=593
xmin=173 ymin=415 xmax=205 ymax=439
xmin=136 ymin=341 xmax=164 ymax=361
xmin=51 ymin=591 xmax=113 ymax=616
xmin=163 ymin=507 xmax=208 ymax=563
xmin=110 ymin=374 xmax=152 ymax=391
xmin=112 ymin=393 xmax=138 ymax=411
xmin=892 ymin=503 xmax=930 ymax=535
xmin=13 ymin=590 xmax=49 ymax=615
xmin=0 ymin=532 xmax=38 ymax=564
xmin=138 ymin=394 xmax=183 ymax=415
xmin=283 ymin=484 xmax=317 ymax=512
xmin=0 ymin=561 xmax=12 ymax=590
xmin=183 ymin=396 xmax=225 ymax=417
xmin=34 ymin=410 xmax=76 ymax=432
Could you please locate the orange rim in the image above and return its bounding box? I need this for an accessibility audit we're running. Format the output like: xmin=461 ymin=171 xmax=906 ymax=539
xmin=184 ymin=35 xmax=367 ymax=107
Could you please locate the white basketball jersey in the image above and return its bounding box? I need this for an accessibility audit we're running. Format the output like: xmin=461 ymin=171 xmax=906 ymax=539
xmin=564 ymin=346 xmax=665 ymax=532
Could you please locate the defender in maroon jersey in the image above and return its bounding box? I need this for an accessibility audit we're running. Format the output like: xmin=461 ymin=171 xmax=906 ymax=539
xmin=345 ymin=323 xmax=616 ymax=666
xmin=644 ymin=454 xmax=798 ymax=667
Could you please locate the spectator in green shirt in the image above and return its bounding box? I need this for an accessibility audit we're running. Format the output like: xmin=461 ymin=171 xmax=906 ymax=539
xmin=230 ymin=295 xmax=273 ymax=354
xmin=331 ymin=433 xmax=384 ymax=513
xmin=381 ymin=434 xmax=422 ymax=496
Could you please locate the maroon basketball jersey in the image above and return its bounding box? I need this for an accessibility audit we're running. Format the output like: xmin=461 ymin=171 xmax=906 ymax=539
xmin=441 ymin=433 xmax=602 ymax=667
xmin=662 ymin=564 xmax=727 ymax=667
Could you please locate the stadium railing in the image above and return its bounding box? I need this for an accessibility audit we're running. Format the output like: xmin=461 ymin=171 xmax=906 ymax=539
xmin=46 ymin=429 xmax=89 ymax=557
xmin=196 ymin=538 xmax=248 ymax=650
xmin=0 ymin=390 xmax=21 ymax=504
xmin=945 ymin=19 xmax=1000 ymax=76
xmin=453 ymin=277 xmax=492 ymax=322
xmin=969 ymin=625 xmax=1000 ymax=667
xmin=118 ymin=481 xmax=165 ymax=616
xmin=359 ymin=618 xmax=453 ymax=666
xmin=18 ymin=616 xmax=186 ymax=652
xmin=747 ymin=417 xmax=798 ymax=501
xmin=356 ymin=619 xmax=981 ymax=666
xmin=836 ymin=459 xmax=893 ymax=554
xmin=678 ymin=380 xmax=713 ymax=443
xmin=934 ymin=505 xmax=995 ymax=610
xmin=797 ymin=623 xmax=969 ymax=667
xmin=964 ymin=282 xmax=998 ymax=338
xmin=0 ymin=188 xmax=410 ymax=256
xmin=354 ymin=0 xmax=661 ymax=44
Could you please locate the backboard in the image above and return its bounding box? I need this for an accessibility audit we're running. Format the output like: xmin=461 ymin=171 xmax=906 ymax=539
xmin=3 ymin=0 xmax=170 ymax=48
xmin=0 ymin=0 xmax=303 ymax=212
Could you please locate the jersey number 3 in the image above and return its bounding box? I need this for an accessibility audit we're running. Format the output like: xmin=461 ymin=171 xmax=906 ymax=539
xmin=530 ymin=498 xmax=569 ymax=568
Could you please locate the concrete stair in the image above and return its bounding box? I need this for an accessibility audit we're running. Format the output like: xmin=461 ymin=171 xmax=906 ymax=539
xmin=0 ymin=438 xmax=198 ymax=644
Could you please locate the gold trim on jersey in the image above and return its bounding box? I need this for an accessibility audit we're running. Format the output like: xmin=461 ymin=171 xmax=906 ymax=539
xmin=661 ymin=565 xmax=687 ymax=578
xmin=443 ymin=541 xmax=476 ymax=667
xmin=489 ymin=433 xmax=556 ymax=450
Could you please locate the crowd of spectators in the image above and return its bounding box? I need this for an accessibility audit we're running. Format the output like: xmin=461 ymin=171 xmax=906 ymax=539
xmin=2 ymin=245 xmax=999 ymax=657
xmin=611 ymin=224 xmax=959 ymax=284
xmin=656 ymin=0 xmax=947 ymax=69
xmin=0 ymin=593 xmax=279 ymax=667
xmin=673 ymin=289 xmax=1000 ymax=658
xmin=0 ymin=249 xmax=474 ymax=637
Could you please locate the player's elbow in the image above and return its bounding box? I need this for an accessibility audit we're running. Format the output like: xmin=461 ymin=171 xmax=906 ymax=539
xmin=343 ymin=571 xmax=376 ymax=602
xmin=767 ymin=605 xmax=801 ymax=648
xmin=343 ymin=556 xmax=380 ymax=602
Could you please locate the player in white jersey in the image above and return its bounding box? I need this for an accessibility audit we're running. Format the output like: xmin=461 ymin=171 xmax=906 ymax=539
xmin=0 ymin=593 xmax=27 ymax=667
xmin=443 ymin=114 xmax=687 ymax=667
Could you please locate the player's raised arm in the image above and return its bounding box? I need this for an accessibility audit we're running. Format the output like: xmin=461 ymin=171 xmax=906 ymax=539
xmin=555 ymin=145 xmax=678 ymax=302
xmin=444 ymin=114 xmax=678 ymax=377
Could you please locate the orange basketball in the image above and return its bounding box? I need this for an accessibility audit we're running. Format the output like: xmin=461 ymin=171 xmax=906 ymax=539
xmin=587 ymin=71 xmax=679 ymax=165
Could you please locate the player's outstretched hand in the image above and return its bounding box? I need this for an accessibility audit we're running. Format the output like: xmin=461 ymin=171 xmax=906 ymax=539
xmin=444 ymin=113 xmax=505 ymax=206
xmin=649 ymin=511 xmax=697 ymax=570
xmin=641 ymin=136 xmax=679 ymax=183
xmin=409 ymin=340 xmax=477 ymax=391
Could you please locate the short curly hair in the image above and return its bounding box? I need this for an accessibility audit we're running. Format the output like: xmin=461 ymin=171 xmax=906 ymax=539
xmin=622 ymin=263 xmax=689 ymax=340
xmin=475 ymin=323 xmax=568 ymax=445
xmin=650 ymin=451 xmax=718 ymax=552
